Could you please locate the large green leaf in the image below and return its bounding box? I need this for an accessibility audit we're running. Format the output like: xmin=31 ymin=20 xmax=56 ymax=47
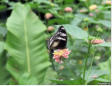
xmin=5 ymin=3 xmax=51 ymax=84
xmin=0 ymin=42 xmax=10 ymax=85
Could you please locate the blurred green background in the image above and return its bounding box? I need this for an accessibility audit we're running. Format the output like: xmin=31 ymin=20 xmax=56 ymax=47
xmin=0 ymin=0 xmax=111 ymax=85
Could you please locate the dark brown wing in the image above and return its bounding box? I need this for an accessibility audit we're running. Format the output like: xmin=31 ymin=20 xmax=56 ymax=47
xmin=47 ymin=26 xmax=67 ymax=50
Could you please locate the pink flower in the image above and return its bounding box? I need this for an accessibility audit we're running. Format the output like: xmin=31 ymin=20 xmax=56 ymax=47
xmin=91 ymin=39 xmax=104 ymax=44
xmin=64 ymin=7 xmax=73 ymax=12
xmin=89 ymin=13 xmax=94 ymax=16
xmin=47 ymin=26 xmax=54 ymax=32
xmin=53 ymin=55 xmax=60 ymax=59
xmin=62 ymin=49 xmax=71 ymax=58
xmin=53 ymin=49 xmax=71 ymax=64
xmin=45 ymin=13 xmax=53 ymax=20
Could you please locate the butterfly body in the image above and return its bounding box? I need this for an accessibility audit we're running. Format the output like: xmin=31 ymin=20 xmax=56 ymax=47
xmin=48 ymin=26 xmax=67 ymax=51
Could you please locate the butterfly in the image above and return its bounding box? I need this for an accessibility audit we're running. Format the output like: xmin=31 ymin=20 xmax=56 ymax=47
xmin=47 ymin=26 xmax=67 ymax=52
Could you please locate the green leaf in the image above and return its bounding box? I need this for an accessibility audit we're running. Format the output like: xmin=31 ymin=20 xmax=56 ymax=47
xmin=0 ymin=42 xmax=10 ymax=85
xmin=83 ymin=17 xmax=111 ymax=29
xmin=56 ymin=25 xmax=88 ymax=39
xmin=98 ymin=58 xmax=111 ymax=81
xmin=71 ymin=14 xmax=87 ymax=25
xmin=6 ymin=3 xmax=51 ymax=84
xmin=103 ymin=11 xmax=111 ymax=20
xmin=0 ymin=26 xmax=7 ymax=37
xmin=85 ymin=68 xmax=109 ymax=84
xmin=34 ymin=0 xmax=51 ymax=4
xmin=98 ymin=20 xmax=111 ymax=29
xmin=42 ymin=68 xmax=57 ymax=85
xmin=0 ymin=42 xmax=4 ymax=54
xmin=0 ymin=4 xmax=7 ymax=12
xmin=93 ymin=42 xmax=111 ymax=47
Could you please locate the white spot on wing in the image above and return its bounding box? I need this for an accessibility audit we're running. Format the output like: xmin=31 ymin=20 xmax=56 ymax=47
xmin=60 ymin=32 xmax=66 ymax=36
xmin=52 ymin=41 xmax=59 ymax=48
xmin=57 ymin=37 xmax=66 ymax=40
xmin=61 ymin=27 xmax=65 ymax=30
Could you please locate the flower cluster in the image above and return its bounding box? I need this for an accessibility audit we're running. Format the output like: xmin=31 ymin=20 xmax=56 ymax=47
xmin=53 ymin=49 xmax=71 ymax=64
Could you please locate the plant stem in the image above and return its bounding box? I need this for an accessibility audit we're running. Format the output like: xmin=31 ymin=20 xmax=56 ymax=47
xmin=85 ymin=49 xmax=94 ymax=84
xmin=83 ymin=42 xmax=91 ymax=84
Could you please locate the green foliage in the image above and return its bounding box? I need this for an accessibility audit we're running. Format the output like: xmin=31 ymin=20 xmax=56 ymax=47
xmin=5 ymin=3 xmax=51 ymax=84
xmin=0 ymin=0 xmax=111 ymax=85
xmin=0 ymin=42 xmax=10 ymax=85
xmin=98 ymin=58 xmax=111 ymax=81
xmin=55 ymin=24 xmax=88 ymax=39
xmin=52 ymin=78 xmax=84 ymax=85
xmin=94 ymin=42 xmax=111 ymax=47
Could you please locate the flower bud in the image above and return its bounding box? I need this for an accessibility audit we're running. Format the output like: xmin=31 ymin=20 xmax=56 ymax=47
xmin=64 ymin=7 xmax=73 ymax=12
xmin=89 ymin=13 xmax=94 ymax=16
xmin=89 ymin=5 xmax=97 ymax=11
xmin=83 ymin=18 xmax=89 ymax=22
xmin=79 ymin=8 xmax=88 ymax=13
xmin=47 ymin=26 xmax=54 ymax=32
xmin=91 ymin=39 xmax=104 ymax=44
xmin=45 ymin=13 xmax=53 ymax=20
xmin=50 ymin=3 xmax=55 ymax=7
xmin=105 ymin=1 xmax=111 ymax=5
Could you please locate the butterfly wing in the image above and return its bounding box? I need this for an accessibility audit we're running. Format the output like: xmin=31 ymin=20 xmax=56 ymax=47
xmin=47 ymin=26 xmax=67 ymax=51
